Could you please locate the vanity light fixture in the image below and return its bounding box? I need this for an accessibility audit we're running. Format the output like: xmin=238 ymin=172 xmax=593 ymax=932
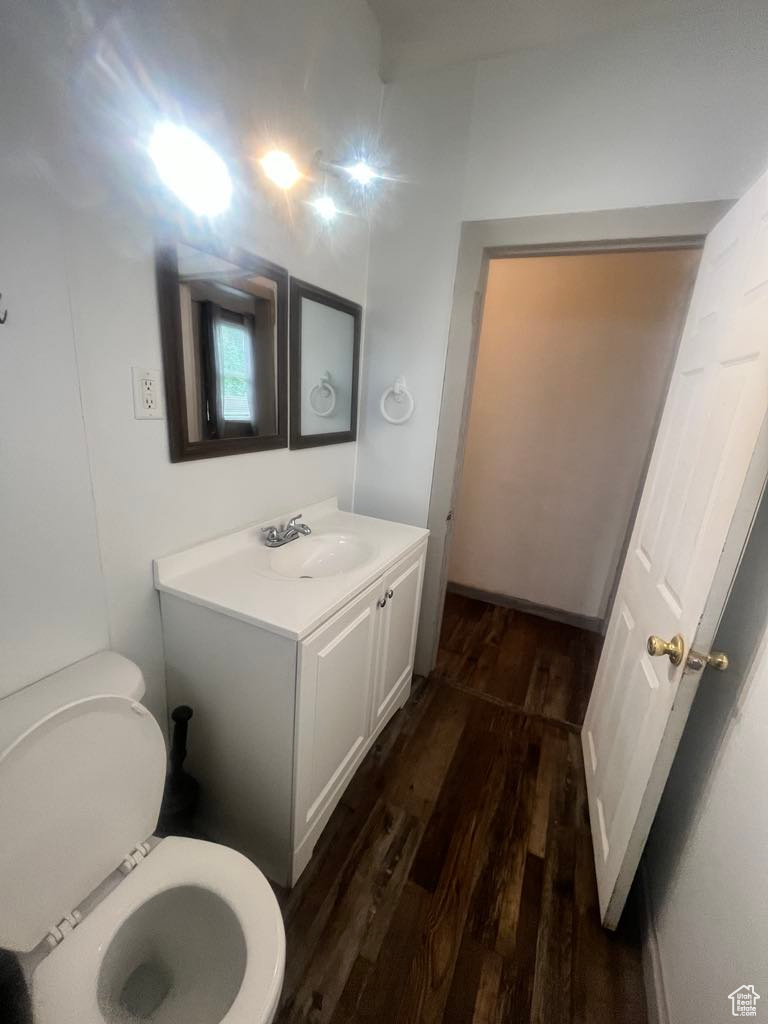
xmin=310 ymin=195 xmax=338 ymax=222
xmin=149 ymin=122 xmax=232 ymax=217
xmin=260 ymin=150 xmax=301 ymax=190
xmin=344 ymin=160 xmax=377 ymax=187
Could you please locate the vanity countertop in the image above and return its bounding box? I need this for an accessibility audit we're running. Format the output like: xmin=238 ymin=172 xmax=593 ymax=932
xmin=153 ymin=498 xmax=429 ymax=640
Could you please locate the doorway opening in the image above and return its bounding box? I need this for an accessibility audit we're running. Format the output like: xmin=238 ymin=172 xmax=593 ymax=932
xmin=432 ymin=243 xmax=701 ymax=729
xmin=425 ymin=188 xmax=768 ymax=932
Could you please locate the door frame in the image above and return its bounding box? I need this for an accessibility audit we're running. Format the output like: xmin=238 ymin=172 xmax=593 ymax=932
xmin=417 ymin=201 xmax=731 ymax=676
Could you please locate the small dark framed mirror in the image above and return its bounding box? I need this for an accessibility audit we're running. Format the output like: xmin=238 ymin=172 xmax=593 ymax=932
xmin=156 ymin=240 xmax=288 ymax=462
xmin=289 ymin=279 xmax=362 ymax=449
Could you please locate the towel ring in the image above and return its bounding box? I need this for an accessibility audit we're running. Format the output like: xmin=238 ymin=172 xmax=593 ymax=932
xmin=309 ymin=372 xmax=336 ymax=417
xmin=380 ymin=377 xmax=414 ymax=425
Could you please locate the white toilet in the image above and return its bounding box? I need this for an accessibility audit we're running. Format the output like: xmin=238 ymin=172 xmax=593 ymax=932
xmin=0 ymin=651 xmax=286 ymax=1024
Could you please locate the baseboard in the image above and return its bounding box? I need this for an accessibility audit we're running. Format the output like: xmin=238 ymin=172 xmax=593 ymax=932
xmin=446 ymin=582 xmax=604 ymax=634
xmin=639 ymin=861 xmax=671 ymax=1024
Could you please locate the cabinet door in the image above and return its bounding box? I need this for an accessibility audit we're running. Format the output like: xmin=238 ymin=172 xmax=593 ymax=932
xmin=294 ymin=581 xmax=379 ymax=843
xmin=371 ymin=545 xmax=426 ymax=733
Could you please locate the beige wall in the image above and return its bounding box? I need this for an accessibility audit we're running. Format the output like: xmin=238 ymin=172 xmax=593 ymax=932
xmin=448 ymin=248 xmax=700 ymax=620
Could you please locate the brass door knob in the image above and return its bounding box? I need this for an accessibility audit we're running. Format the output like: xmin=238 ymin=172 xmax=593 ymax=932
xmin=647 ymin=634 xmax=685 ymax=666
xmin=686 ymin=649 xmax=729 ymax=672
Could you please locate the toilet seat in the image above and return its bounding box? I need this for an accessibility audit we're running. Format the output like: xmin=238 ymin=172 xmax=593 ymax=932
xmin=0 ymin=693 xmax=168 ymax=952
xmin=0 ymin=675 xmax=285 ymax=1024
xmin=31 ymin=835 xmax=286 ymax=1024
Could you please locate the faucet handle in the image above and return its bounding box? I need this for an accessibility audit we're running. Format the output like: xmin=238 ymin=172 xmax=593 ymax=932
xmin=261 ymin=525 xmax=279 ymax=542
xmin=286 ymin=514 xmax=303 ymax=528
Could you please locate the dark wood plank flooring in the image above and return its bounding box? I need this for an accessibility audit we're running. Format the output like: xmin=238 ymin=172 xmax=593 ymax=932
xmin=275 ymin=599 xmax=645 ymax=1024
xmin=435 ymin=592 xmax=603 ymax=729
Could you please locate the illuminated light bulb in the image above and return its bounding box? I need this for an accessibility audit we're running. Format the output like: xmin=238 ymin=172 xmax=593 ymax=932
xmin=260 ymin=150 xmax=301 ymax=190
xmin=345 ymin=160 xmax=377 ymax=186
xmin=311 ymin=195 xmax=338 ymax=222
xmin=149 ymin=122 xmax=232 ymax=217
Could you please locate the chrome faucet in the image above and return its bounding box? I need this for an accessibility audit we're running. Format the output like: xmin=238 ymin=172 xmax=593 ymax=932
xmin=261 ymin=514 xmax=312 ymax=547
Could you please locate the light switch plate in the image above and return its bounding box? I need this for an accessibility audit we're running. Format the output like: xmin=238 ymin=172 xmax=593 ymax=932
xmin=132 ymin=367 xmax=165 ymax=420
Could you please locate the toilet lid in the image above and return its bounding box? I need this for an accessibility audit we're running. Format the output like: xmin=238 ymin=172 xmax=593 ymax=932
xmin=0 ymin=695 xmax=166 ymax=952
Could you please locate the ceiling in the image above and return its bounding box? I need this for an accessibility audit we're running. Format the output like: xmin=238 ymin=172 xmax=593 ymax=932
xmin=366 ymin=0 xmax=731 ymax=78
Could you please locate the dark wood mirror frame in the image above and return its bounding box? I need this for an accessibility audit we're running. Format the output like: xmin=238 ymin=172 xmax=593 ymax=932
xmin=289 ymin=279 xmax=362 ymax=450
xmin=155 ymin=240 xmax=288 ymax=462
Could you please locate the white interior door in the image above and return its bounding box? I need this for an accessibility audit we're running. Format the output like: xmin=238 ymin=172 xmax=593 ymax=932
xmin=583 ymin=171 xmax=768 ymax=928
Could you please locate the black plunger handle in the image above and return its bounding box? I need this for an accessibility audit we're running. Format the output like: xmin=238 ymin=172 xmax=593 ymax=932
xmin=170 ymin=705 xmax=193 ymax=771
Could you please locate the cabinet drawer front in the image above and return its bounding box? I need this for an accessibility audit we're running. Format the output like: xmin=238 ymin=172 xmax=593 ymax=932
xmin=294 ymin=582 xmax=379 ymax=840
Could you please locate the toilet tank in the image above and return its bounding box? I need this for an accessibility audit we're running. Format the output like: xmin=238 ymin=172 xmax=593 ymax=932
xmin=0 ymin=652 xmax=145 ymax=754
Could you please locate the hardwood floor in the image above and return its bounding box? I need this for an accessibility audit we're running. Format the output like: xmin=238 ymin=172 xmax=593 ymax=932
xmin=275 ymin=599 xmax=645 ymax=1024
xmin=435 ymin=592 xmax=603 ymax=729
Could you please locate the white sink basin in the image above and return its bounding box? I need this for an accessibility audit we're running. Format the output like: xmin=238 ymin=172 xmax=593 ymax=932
xmin=268 ymin=533 xmax=377 ymax=579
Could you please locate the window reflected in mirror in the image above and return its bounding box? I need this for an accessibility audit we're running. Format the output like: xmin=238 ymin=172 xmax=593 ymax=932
xmin=156 ymin=242 xmax=287 ymax=461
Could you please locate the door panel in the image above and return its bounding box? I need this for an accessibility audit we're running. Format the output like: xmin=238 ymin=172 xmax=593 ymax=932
xmin=584 ymin=174 xmax=768 ymax=927
xmin=371 ymin=546 xmax=426 ymax=732
xmin=295 ymin=582 xmax=378 ymax=839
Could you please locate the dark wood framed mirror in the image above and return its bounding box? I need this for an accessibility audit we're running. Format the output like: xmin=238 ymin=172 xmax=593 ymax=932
xmin=289 ymin=279 xmax=362 ymax=449
xmin=156 ymin=240 xmax=288 ymax=462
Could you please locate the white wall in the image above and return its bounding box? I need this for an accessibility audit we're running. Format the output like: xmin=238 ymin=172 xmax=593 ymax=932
xmin=355 ymin=4 xmax=768 ymax=671
xmin=643 ymin=484 xmax=768 ymax=1023
xmin=448 ymin=249 xmax=699 ymax=620
xmin=464 ymin=4 xmax=768 ymax=221
xmin=0 ymin=180 xmax=110 ymax=699
xmin=352 ymin=63 xmax=476 ymax=527
xmin=0 ymin=0 xmax=382 ymax=720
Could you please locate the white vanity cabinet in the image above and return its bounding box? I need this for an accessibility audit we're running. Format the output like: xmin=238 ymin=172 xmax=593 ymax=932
xmin=155 ymin=501 xmax=428 ymax=887
xmin=293 ymin=545 xmax=425 ymax=878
